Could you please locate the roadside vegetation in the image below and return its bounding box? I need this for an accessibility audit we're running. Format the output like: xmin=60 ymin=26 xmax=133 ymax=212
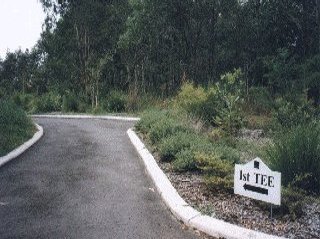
xmin=136 ymin=69 xmax=320 ymax=220
xmin=0 ymin=100 xmax=35 ymax=157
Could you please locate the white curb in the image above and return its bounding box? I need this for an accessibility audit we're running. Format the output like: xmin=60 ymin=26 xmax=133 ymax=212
xmin=0 ymin=123 xmax=44 ymax=168
xmin=127 ymin=128 xmax=285 ymax=239
xmin=32 ymin=114 xmax=140 ymax=122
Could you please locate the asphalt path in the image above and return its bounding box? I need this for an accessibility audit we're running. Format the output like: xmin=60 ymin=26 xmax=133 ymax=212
xmin=0 ymin=118 xmax=199 ymax=239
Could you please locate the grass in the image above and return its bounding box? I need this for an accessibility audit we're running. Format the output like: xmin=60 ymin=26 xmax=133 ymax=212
xmin=135 ymin=108 xmax=240 ymax=191
xmin=267 ymin=122 xmax=320 ymax=194
xmin=0 ymin=100 xmax=35 ymax=157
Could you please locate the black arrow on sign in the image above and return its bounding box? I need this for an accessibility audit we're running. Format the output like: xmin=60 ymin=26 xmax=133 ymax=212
xmin=243 ymin=184 xmax=268 ymax=195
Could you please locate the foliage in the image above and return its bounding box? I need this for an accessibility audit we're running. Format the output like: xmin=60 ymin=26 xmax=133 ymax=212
xmin=158 ymin=131 xmax=201 ymax=162
xmin=247 ymin=87 xmax=274 ymax=115
xmin=263 ymin=48 xmax=299 ymax=94
xmin=174 ymin=82 xmax=207 ymax=119
xmin=195 ymin=152 xmax=234 ymax=176
xmin=149 ymin=118 xmax=188 ymax=144
xmin=126 ymin=93 xmax=162 ymax=113
xmin=1 ymin=1 xmax=320 ymax=114
xmin=139 ymin=107 xmax=240 ymax=172
xmin=267 ymin=122 xmax=320 ymax=194
xmin=34 ymin=92 xmax=62 ymax=113
xmin=213 ymin=69 xmax=244 ymax=133
xmin=135 ymin=109 xmax=169 ymax=134
xmin=62 ymin=93 xmax=80 ymax=112
xmin=245 ymin=114 xmax=273 ymax=131
xmin=173 ymin=69 xmax=244 ymax=134
xmin=0 ymin=100 xmax=34 ymax=156
xmin=204 ymin=175 xmax=234 ymax=193
xmin=173 ymin=149 xmax=197 ymax=172
xmin=272 ymin=95 xmax=316 ymax=129
xmin=12 ymin=93 xmax=36 ymax=112
xmin=105 ymin=91 xmax=127 ymax=112
xmin=196 ymin=151 xmax=234 ymax=191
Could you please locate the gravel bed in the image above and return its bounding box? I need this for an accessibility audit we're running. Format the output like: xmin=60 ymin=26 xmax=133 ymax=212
xmin=157 ymin=160 xmax=320 ymax=239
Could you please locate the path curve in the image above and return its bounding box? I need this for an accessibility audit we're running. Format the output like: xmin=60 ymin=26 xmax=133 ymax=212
xmin=0 ymin=118 xmax=200 ymax=239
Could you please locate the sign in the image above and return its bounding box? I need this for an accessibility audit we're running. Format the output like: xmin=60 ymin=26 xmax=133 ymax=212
xmin=234 ymin=157 xmax=281 ymax=205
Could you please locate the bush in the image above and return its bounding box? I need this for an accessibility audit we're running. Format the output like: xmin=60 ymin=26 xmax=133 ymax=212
xmin=174 ymin=82 xmax=207 ymax=119
xmin=0 ymin=100 xmax=34 ymax=156
xmin=195 ymin=152 xmax=234 ymax=176
xmin=12 ymin=93 xmax=36 ymax=112
xmin=135 ymin=109 xmax=169 ymax=134
xmin=35 ymin=92 xmax=62 ymax=112
xmin=247 ymin=87 xmax=274 ymax=114
xmin=213 ymin=70 xmax=245 ymax=132
xmin=62 ymin=93 xmax=79 ymax=112
xmin=273 ymin=95 xmax=316 ymax=129
xmin=267 ymin=122 xmax=320 ymax=194
xmin=173 ymin=149 xmax=197 ymax=171
xmin=149 ymin=118 xmax=188 ymax=144
xmin=158 ymin=131 xmax=199 ymax=162
xmin=126 ymin=92 xmax=162 ymax=112
xmin=204 ymin=175 xmax=234 ymax=192
xmin=105 ymin=91 xmax=127 ymax=112
xmin=195 ymin=152 xmax=235 ymax=192
xmin=173 ymin=69 xmax=244 ymax=133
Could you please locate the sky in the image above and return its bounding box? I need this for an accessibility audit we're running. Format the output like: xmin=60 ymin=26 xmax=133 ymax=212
xmin=0 ymin=0 xmax=46 ymax=59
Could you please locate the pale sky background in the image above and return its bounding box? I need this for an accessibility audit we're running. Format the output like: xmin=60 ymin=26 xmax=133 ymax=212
xmin=0 ymin=0 xmax=46 ymax=59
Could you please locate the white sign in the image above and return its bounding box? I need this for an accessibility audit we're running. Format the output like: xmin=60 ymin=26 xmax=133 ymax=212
xmin=234 ymin=157 xmax=281 ymax=205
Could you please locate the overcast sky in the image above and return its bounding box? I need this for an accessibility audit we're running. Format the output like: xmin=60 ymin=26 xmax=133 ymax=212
xmin=0 ymin=0 xmax=45 ymax=59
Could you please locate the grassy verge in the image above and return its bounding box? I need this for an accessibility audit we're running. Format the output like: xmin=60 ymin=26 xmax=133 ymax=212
xmin=135 ymin=72 xmax=320 ymax=220
xmin=0 ymin=100 xmax=36 ymax=157
xmin=136 ymin=108 xmax=240 ymax=192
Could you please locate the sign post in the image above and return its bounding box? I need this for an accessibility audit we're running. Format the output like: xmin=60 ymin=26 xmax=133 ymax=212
xmin=234 ymin=157 xmax=281 ymax=206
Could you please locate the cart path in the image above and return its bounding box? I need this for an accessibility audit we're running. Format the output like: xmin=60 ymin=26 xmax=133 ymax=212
xmin=0 ymin=118 xmax=199 ymax=239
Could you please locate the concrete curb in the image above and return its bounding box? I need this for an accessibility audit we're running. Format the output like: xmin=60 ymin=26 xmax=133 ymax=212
xmin=32 ymin=114 xmax=140 ymax=122
xmin=127 ymin=128 xmax=285 ymax=239
xmin=0 ymin=124 xmax=44 ymax=168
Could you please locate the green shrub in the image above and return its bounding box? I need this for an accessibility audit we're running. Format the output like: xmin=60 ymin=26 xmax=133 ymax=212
xmin=212 ymin=145 xmax=240 ymax=164
xmin=136 ymin=109 xmax=169 ymax=134
xmin=214 ymin=69 xmax=245 ymax=133
xmin=273 ymin=95 xmax=316 ymax=129
xmin=195 ymin=152 xmax=234 ymax=176
xmin=247 ymin=87 xmax=274 ymax=114
xmin=12 ymin=93 xmax=36 ymax=112
xmin=205 ymin=69 xmax=245 ymax=132
xmin=173 ymin=69 xmax=244 ymax=132
xmin=267 ymin=122 xmax=320 ymax=194
xmin=158 ymin=130 xmax=214 ymax=161
xmin=35 ymin=92 xmax=62 ymax=112
xmin=204 ymin=175 xmax=234 ymax=192
xmin=149 ymin=118 xmax=188 ymax=144
xmin=174 ymin=82 xmax=207 ymax=119
xmin=0 ymin=100 xmax=34 ymax=156
xmin=213 ymin=96 xmax=244 ymax=134
xmin=173 ymin=149 xmax=197 ymax=171
xmin=126 ymin=92 xmax=161 ymax=112
xmin=158 ymin=131 xmax=198 ymax=162
xmin=62 ymin=93 xmax=79 ymax=112
xmin=106 ymin=91 xmax=127 ymax=112
xmin=195 ymin=152 xmax=235 ymax=192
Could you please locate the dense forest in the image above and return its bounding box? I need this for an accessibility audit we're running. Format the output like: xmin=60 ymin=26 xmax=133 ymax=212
xmin=0 ymin=0 xmax=320 ymax=110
